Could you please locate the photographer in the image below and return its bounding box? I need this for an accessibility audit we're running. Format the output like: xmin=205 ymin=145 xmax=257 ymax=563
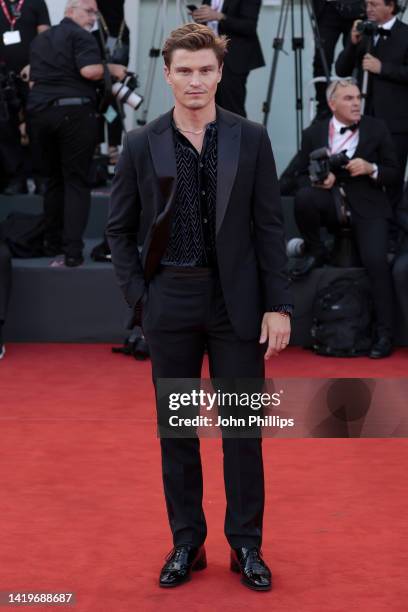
xmin=26 ymin=0 xmax=127 ymax=267
xmin=191 ymin=0 xmax=264 ymax=117
xmin=312 ymin=0 xmax=364 ymax=119
xmin=0 ymin=0 xmax=50 ymax=194
xmin=293 ymin=79 xmax=399 ymax=358
xmin=335 ymin=0 xmax=408 ymax=211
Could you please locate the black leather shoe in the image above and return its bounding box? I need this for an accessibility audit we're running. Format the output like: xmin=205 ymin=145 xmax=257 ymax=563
xmin=291 ymin=254 xmax=324 ymax=279
xmin=65 ymin=254 xmax=84 ymax=267
xmin=369 ymin=336 xmax=393 ymax=359
xmin=159 ymin=545 xmax=206 ymax=588
xmin=230 ymin=547 xmax=272 ymax=591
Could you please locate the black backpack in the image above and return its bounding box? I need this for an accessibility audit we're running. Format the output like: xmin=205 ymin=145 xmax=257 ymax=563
xmin=310 ymin=275 xmax=373 ymax=357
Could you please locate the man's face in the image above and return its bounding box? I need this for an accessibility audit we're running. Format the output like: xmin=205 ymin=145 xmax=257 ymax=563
xmin=164 ymin=48 xmax=222 ymax=111
xmin=67 ymin=0 xmax=98 ymax=31
xmin=328 ymin=84 xmax=362 ymax=124
xmin=365 ymin=0 xmax=395 ymax=24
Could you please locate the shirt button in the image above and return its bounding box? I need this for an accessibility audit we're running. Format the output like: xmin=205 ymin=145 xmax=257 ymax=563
xmin=203 ymin=218 xmax=208 ymax=224
xmin=200 ymin=163 xmax=204 ymax=168
xmin=201 ymin=190 xmax=206 ymax=196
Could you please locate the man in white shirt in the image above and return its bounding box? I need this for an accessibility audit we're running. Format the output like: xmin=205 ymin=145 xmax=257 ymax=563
xmin=292 ymin=79 xmax=399 ymax=358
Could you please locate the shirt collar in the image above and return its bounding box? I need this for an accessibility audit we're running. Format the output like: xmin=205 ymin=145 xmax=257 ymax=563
xmin=332 ymin=116 xmax=350 ymax=134
xmin=379 ymin=16 xmax=397 ymax=31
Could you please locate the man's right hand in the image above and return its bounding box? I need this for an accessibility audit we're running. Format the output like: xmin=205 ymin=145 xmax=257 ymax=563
xmin=108 ymin=64 xmax=128 ymax=81
xmin=351 ymin=20 xmax=363 ymax=45
xmin=315 ymin=172 xmax=336 ymax=190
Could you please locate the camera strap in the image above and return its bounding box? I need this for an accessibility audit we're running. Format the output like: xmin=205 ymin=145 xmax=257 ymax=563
xmin=1 ymin=0 xmax=25 ymax=30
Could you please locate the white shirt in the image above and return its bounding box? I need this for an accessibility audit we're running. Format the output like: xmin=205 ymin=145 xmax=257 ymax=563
xmin=330 ymin=116 xmax=378 ymax=179
xmin=207 ymin=0 xmax=224 ymax=35
xmin=373 ymin=16 xmax=396 ymax=46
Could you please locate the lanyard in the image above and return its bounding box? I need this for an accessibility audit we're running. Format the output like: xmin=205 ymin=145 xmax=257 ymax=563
xmin=329 ymin=120 xmax=357 ymax=154
xmin=0 ymin=0 xmax=25 ymax=30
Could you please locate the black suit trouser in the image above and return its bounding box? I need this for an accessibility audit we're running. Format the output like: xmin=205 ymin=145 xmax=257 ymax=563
xmin=142 ymin=266 xmax=266 ymax=549
xmin=294 ymin=186 xmax=394 ymax=335
xmin=216 ymin=65 xmax=249 ymax=118
xmin=0 ymin=241 xmax=12 ymax=323
xmin=28 ymin=104 xmax=98 ymax=257
xmin=388 ymin=133 xmax=408 ymax=210
xmin=392 ymin=252 xmax=408 ymax=329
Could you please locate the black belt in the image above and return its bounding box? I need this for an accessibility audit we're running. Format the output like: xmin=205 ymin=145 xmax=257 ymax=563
xmin=52 ymin=97 xmax=92 ymax=107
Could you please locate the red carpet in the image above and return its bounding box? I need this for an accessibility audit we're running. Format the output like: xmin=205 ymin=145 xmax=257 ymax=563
xmin=1 ymin=345 xmax=407 ymax=611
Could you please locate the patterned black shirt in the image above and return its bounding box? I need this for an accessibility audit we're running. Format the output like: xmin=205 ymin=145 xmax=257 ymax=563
xmin=161 ymin=120 xmax=218 ymax=267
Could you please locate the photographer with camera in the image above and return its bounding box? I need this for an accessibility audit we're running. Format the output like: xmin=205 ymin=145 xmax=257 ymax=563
xmin=292 ymin=79 xmax=399 ymax=358
xmin=0 ymin=0 xmax=50 ymax=194
xmin=335 ymin=0 xmax=408 ymax=214
xmin=26 ymin=0 xmax=127 ymax=267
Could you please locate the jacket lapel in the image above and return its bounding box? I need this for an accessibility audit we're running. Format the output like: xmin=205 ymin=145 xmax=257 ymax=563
xmin=353 ymin=116 xmax=369 ymax=158
xmin=147 ymin=109 xmax=177 ymax=213
xmin=216 ymin=106 xmax=241 ymax=234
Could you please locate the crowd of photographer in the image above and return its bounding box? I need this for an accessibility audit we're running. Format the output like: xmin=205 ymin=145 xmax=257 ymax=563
xmin=0 ymin=0 xmax=407 ymax=360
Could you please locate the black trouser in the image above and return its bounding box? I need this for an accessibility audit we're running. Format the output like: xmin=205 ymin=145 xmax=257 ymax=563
xmin=313 ymin=3 xmax=355 ymax=117
xmin=0 ymin=241 xmax=12 ymax=324
xmin=388 ymin=132 xmax=408 ymax=210
xmin=0 ymin=114 xmax=25 ymax=189
xmin=392 ymin=251 xmax=408 ymax=328
xmin=216 ymin=65 xmax=249 ymax=118
xmin=28 ymin=104 xmax=98 ymax=257
xmin=142 ymin=266 xmax=265 ymax=549
xmin=294 ymin=186 xmax=394 ymax=336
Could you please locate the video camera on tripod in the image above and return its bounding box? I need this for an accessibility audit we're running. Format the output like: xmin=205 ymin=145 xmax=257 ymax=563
xmin=309 ymin=147 xmax=350 ymax=184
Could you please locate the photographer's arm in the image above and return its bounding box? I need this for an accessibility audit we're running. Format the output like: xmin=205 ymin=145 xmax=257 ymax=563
xmin=373 ymin=125 xmax=400 ymax=187
xmin=80 ymin=63 xmax=127 ymax=81
xmin=335 ymin=34 xmax=362 ymax=77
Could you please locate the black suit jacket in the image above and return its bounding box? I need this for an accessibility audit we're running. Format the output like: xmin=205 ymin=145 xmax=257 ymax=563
xmin=106 ymin=106 xmax=291 ymax=340
xmin=218 ymin=0 xmax=265 ymax=74
xmin=297 ymin=115 xmax=399 ymax=218
xmin=335 ymin=20 xmax=408 ymax=133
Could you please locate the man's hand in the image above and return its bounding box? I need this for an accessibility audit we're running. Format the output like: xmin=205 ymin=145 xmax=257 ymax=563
xmin=315 ymin=172 xmax=336 ymax=190
xmin=259 ymin=312 xmax=291 ymax=360
xmin=362 ymin=53 xmax=382 ymax=74
xmin=351 ymin=20 xmax=363 ymax=44
xmin=108 ymin=64 xmax=128 ymax=81
xmin=346 ymin=158 xmax=374 ymax=176
xmin=192 ymin=6 xmax=224 ymax=22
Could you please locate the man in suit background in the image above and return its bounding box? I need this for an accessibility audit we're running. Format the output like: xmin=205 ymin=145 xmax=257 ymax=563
xmin=292 ymin=79 xmax=399 ymax=358
xmin=335 ymin=0 xmax=408 ymax=212
xmin=107 ymin=23 xmax=292 ymax=591
xmin=191 ymin=0 xmax=264 ymax=116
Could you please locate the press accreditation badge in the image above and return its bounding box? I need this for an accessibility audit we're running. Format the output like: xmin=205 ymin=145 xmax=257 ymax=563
xmin=3 ymin=30 xmax=21 ymax=45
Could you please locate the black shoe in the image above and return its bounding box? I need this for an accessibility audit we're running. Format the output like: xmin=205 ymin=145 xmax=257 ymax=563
xmin=2 ymin=179 xmax=28 ymax=196
xmin=291 ymin=254 xmax=324 ymax=279
xmin=159 ymin=545 xmax=207 ymax=588
xmin=34 ymin=178 xmax=47 ymax=196
xmin=64 ymin=254 xmax=84 ymax=267
xmin=369 ymin=336 xmax=393 ymax=359
xmin=0 ymin=343 xmax=5 ymax=360
xmin=42 ymin=240 xmax=63 ymax=257
xmin=230 ymin=547 xmax=272 ymax=591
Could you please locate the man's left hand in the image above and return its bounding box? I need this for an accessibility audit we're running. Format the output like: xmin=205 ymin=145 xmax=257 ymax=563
xmin=362 ymin=53 xmax=382 ymax=74
xmin=259 ymin=312 xmax=291 ymax=359
xmin=192 ymin=7 xmax=224 ymax=22
xmin=345 ymin=158 xmax=374 ymax=177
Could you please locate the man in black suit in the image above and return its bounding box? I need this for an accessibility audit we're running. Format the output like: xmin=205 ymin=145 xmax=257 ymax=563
xmin=0 ymin=240 xmax=11 ymax=359
xmin=191 ymin=0 xmax=264 ymax=117
xmin=107 ymin=23 xmax=292 ymax=591
xmin=335 ymin=0 xmax=408 ymax=210
xmin=293 ymin=79 xmax=399 ymax=358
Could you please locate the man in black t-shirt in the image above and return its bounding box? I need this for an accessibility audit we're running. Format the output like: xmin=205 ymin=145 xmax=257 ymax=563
xmin=27 ymin=0 xmax=126 ymax=267
xmin=0 ymin=0 xmax=50 ymax=194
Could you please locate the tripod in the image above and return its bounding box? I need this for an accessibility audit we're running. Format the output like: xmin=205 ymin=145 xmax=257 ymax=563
xmin=137 ymin=0 xmax=189 ymax=126
xmin=262 ymin=0 xmax=330 ymax=150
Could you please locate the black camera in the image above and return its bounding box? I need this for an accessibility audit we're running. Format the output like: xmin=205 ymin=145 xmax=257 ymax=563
xmin=0 ymin=64 xmax=22 ymax=121
xmin=356 ymin=20 xmax=381 ymax=36
xmin=309 ymin=147 xmax=350 ymax=184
